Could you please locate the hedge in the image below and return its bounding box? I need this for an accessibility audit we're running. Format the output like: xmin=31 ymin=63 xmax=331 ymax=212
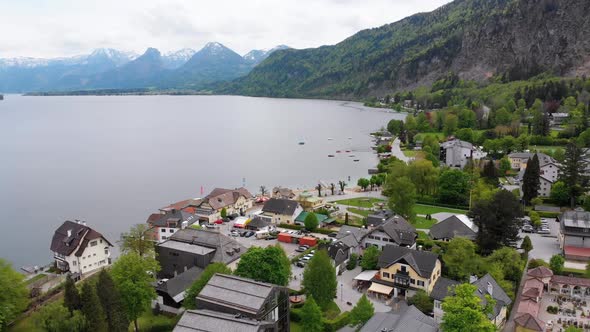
xmin=537 ymin=211 xmax=560 ymax=218
xmin=415 ymin=199 xmax=469 ymax=210
xmin=290 ymin=308 xmax=303 ymax=322
xmin=323 ymin=311 xmax=351 ymax=332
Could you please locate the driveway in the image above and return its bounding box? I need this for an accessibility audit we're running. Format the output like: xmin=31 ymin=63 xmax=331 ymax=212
xmin=518 ymin=218 xmax=561 ymax=262
xmin=390 ymin=138 xmax=411 ymax=163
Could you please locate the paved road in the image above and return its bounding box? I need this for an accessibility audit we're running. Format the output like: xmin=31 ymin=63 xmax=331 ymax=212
xmin=519 ymin=218 xmax=561 ymax=262
xmin=390 ymin=138 xmax=411 ymax=163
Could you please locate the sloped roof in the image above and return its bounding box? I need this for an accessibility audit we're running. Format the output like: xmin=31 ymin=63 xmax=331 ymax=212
xmin=370 ymin=216 xmax=417 ymax=246
xmin=441 ymin=139 xmax=473 ymax=150
xmin=146 ymin=209 xmax=196 ymax=228
xmin=169 ymin=228 xmax=246 ymax=264
xmin=527 ymin=266 xmax=553 ymax=279
xmin=50 ymin=221 xmax=112 ymax=257
xmin=378 ymin=245 xmax=439 ymax=278
xmin=358 ymin=305 xmax=437 ymax=332
xmin=429 ymin=215 xmax=477 ymax=240
xmin=246 ymin=216 xmax=270 ymax=229
xmin=174 ymin=309 xmax=272 ymax=332
xmin=156 ymin=266 xmax=204 ymax=303
xmin=262 ymin=198 xmax=300 ymax=215
xmin=560 ymin=210 xmax=590 ymax=228
xmin=328 ymin=241 xmax=350 ymax=266
xmin=202 ymin=188 xmax=253 ymax=210
xmin=196 ymin=274 xmax=279 ymax=315
xmin=472 ymin=274 xmax=512 ymax=319
xmin=514 ymin=313 xmax=544 ymax=331
xmin=336 ymin=225 xmax=369 ymax=246
xmin=430 ymin=277 xmax=461 ymax=301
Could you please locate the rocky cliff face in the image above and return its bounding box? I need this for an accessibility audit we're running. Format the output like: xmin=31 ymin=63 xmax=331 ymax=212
xmin=225 ymin=0 xmax=590 ymax=98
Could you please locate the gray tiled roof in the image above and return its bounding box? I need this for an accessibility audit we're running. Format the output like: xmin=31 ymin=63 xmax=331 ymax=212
xmin=429 ymin=215 xmax=476 ymax=240
xmin=378 ymin=245 xmax=439 ymax=278
xmin=336 ymin=225 xmax=369 ymax=246
xmin=174 ymin=309 xmax=271 ymax=332
xmin=158 ymin=240 xmax=216 ymax=256
xmin=472 ymin=273 xmax=512 ymax=319
xmin=376 ymin=217 xmax=417 ymax=246
xmin=261 ymin=198 xmax=300 ymax=215
xmin=430 ymin=277 xmax=461 ymax=301
xmin=560 ymin=210 xmax=590 ymax=229
xmin=197 ymin=274 xmax=275 ymax=315
xmin=156 ymin=266 xmax=204 ymax=303
xmin=328 ymin=241 xmax=350 ymax=266
xmin=169 ymin=228 xmax=246 ymax=264
xmin=356 ymin=306 xmax=437 ymax=332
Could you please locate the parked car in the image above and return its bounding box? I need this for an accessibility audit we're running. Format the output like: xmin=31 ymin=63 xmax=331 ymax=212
xmin=230 ymin=231 xmax=239 ymax=237
xmin=537 ymin=228 xmax=551 ymax=234
xmin=301 ymin=256 xmax=312 ymax=262
xmin=265 ymin=235 xmax=278 ymax=240
xmin=244 ymin=231 xmax=255 ymax=238
xmin=239 ymin=231 xmax=247 ymax=237
xmin=522 ymin=225 xmax=534 ymax=233
xmin=296 ymin=260 xmax=306 ymax=268
xmin=295 ymin=246 xmax=307 ymax=253
xmin=228 ymin=213 xmax=239 ymax=220
xmin=328 ymin=232 xmax=338 ymax=238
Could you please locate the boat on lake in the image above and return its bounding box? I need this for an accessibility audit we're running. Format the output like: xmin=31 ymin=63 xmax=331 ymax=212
xmin=353 ymin=159 xmax=360 ymax=162
xmin=328 ymin=154 xmax=335 ymax=157
xmin=298 ymin=141 xmax=305 ymax=145
xmin=327 ymin=138 xmax=333 ymax=140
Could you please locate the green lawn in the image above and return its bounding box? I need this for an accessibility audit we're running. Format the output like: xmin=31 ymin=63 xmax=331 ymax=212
xmin=402 ymin=149 xmax=419 ymax=158
xmin=561 ymin=267 xmax=586 ymax=277
xmin=414 ymin=132 xmax=446 ymax=142
xmin=413 ymin=204 xmax=467 ymax=216
xmin=347 ymin=207 xmax=371 ymax=217
xmin=323 ymin=301 xmax=341 ymax=320
xmin=417 ymin=230 xmax=429 ymax=240
xmin=7 ymin=313 xmax=43 ymax=332
xmin=414 ymin=217 xmax=437 ymax=229
xmin=25 ymin=273 xmax=47 ymax=285
xmin=335 ymin=197 xmax=384 ymax=208
xmin=290 ymin=322 xmax=303 ymax=332
xmin=133 ymin=311 xmax=179 ymax=332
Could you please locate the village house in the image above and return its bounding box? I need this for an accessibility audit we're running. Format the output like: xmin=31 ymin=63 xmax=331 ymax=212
xmin=440 ymin=139 xmax=484 ymax=169
xmin=177 ymin=273 xmax=290 ymax=332
xmin=194 ymin=188 xmax=254 ymax=223
xmin=338 ymin=305 xmax=438 ymax=332
xmin=146 ymin=207 xmax=198 ymax=243
xmin=260 ymin=198 xmax=303 ymax=224
xmin=429 ymin=214 xmax=477 ymax=242
xmin=513 ymin=267 xmax=554 ymax=332
xmin=369 ymin=245 xmax=441 ymax=299
xmin=431 ymin=274 xmax=511 ymax=328
xmin=271 ymin=187 xmax=296 ymax=200
xmin=50 ymin=220 xmax=113 ymax=276
xmin=174 ymin=309 xmax=277 ymax=332
xmin=558 ymin=209 xmax=590 ymax=261
xmin=511 ymin=152 xmax=560 ymax=197
xmin=336 ymin=225 xmax=370 ymax=256
xmin=327 ymin=240 xmax=351 ymax=274
xmin=362 ymin=215 xmax=417 ymax=249
xmin=296 ymin=191 xmax=325 ymax=210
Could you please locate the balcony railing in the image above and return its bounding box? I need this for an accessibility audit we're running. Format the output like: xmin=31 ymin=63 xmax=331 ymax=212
xmin=394 ymin=270 xmax=410 ymax=287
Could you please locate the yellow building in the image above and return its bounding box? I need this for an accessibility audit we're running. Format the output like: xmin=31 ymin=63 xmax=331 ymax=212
xmin=296 ymin=191 xmax=325 ymax=210
xmin=368 ymin=245 xmax=441 ymax=299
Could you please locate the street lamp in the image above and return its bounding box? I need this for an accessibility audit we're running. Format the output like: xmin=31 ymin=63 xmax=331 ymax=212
xmin=340 ymin=283 xmax=343 ymax=303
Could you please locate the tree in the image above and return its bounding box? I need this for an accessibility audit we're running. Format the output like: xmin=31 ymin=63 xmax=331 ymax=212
xmin=486 ymin=247 xmax=524 ymax=283
xmin=302 ymin=250 xmax=337 ymax=310
xmin=330 ymin=183 xmax=336 ymax=195
xmin=443 ymin=113 xmax=458 ymax=136
xmin=386 ymin=176 xmax=417 ymax=222
xmin=559 ymin=142 xmax=589 ymax=207
xmin=316 ymin=183 xmax=322 ymax=197
xmin=521 ymin=235 xmax=533 ymax=254
xmin=357 ymin=178 xmax=370 ymax=191
xmin=564 ymin=327 xmax=583 ymax=332
xmin=64 ymin=275 xmax=81 ymax=313
xmin=470 ymin=190 xmax=523 ymax=255
xmin=304 ymin=212 xmax=319 ymax=232
xmin=96 ymin=270 xmax=129 ymax=332
xmin=482 ymin=159 xmax=499 ymax=185
xmin=529 ymin=211 xmax=541 ymax=229
xmin=407 ymin=290 xmax=433 ymax=315
xmin=119 ymin=224 xmax=156 ymax=258
xmin=550 ymin=181 xmax=570 ymax=206
xmin=549 ymin=255 xmax=565 ymax=275
xmin=235 ymin=245 xmax=291 ymax=286
xmin=300 ymin=296 xmax=323 ymax=332
xmin=522 ymin=154 xmax=540 ymax=205
xmin=338 ymin=180 xmax=347 ymax=193
xmin=441 ymin=284 xmax=496 ymax=332
xmin=499 ymin=156 xmax=511 ymax=175
xmin=407 ymin=159 xmax=439 ymax=197
xmin=387 ymin=119 xmax=404 ymax=136
xmin=220 ymin=207 xmax=227 ymax=219
xmin=443 ymin=238 xmax=483 ymax=281
xmin=80 ymin=281 xmax=107 ymax=332
xmin=349 ymin=294 xmax=375 ymax=328
xmin=35 ymin=303 xmax=86 ymax=332
xmin=0 ymin=259 xmax=29 ymax=330
xmin=360 ymin=246 xmax=380 ymax=271
xmin=259 ymin=185 xmax=267 ymax=197
xmin=184 ymin=263 xmax=232 ymax=309
xmin=528 ymin=259 xmax=549 ymax=269
xmin=110 ymin=253 xmax=159 ymax=332
xmin=438 ymin=169 xmax=470 ymax=206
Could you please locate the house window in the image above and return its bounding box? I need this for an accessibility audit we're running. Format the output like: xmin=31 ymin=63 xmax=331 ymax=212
xmin=410 ymin=278 xmax=415 ymax=285
xmin=382 ymin=272 xmax=390 ymax=279
xmin=400 ymin=266 xmax=407 ymax=272
xmin=162 ymin=236 xmax=167 ymax=240
xmin=417 ymin=280 xmax=425 ymax=287
xmin=72 ymin=261 xmax=77 ymax=266
xmin=161 ymin=229 xmax=166 ymax=233
xmin=104 ymin=249 xmax=109 ymax=255
xmin=93 ymin=253 xmax=96 ymax=256
xmin=100 ymin=239 xmax=103 ymax=244
xmin=90 ymin=240 xmax=97 ymax=247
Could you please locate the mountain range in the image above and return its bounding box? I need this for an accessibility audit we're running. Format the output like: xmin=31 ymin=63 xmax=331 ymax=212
xmin=0 ymin=43 xmax=289 ymax=92
xmin=223 ymin=0 xmax=590 ymax=99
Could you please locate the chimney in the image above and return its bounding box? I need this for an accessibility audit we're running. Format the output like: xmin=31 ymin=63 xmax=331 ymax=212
xmin=487 ymin=282 xmax=493 ymax=296
xmin=67 ymin=229 xmax=72 ymax=237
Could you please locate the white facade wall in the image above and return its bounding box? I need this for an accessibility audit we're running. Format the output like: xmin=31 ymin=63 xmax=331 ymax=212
xmin=60 ymin=237 xmax=111 ymax=275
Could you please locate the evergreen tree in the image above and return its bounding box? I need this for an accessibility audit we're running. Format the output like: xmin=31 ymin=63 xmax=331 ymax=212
xmin=64 ymin=275 xmax=81 ymax=313
xmin=482 ymin=159 xmax=499 ymax=185
xmin=550 ymin=255 xmax=565 ymax=275
xmin=521 ymin=236 xmax=533 ymax=254
xmin=300 ymin=296 xmax=323 ymax=332
xmin=559 ymin=142 xmax=589 ymax=208
xmin=96 ymin=270 xmax=129 ymax=332
xmin=349 ymin=294 xmax=375 ymax=328
xmin=522 ymin=154 xmax=540 ymax=205
xmin=80 ymin=281 xmax=107 ymax=332
xmin=302 ymin=250 xmax=337 ymax=310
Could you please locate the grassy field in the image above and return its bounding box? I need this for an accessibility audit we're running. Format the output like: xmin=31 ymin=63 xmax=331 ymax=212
xmin=417 ymin=230 xmax=429 ymax=240
xmin=402 ymin=149 xmax=420 ymax=158
xmin=335 ymin=197 xmax=384 ymax=208
xmin=413 ymin=204 xmax=467 ymax=216
xmin=133 ymin=311 xmax=180 ymax=332
xmin=291 ymin=322 xmax=303 ymax=332
xmin=414 ymin=132 xmax=446 ymax=141
xmin=25 ymin=273 xmax=47 ymax=285
xmin=347 ymin=207 xmax=371 ymax=217
xmin=414 ymin=217 xmax=437 ymax=229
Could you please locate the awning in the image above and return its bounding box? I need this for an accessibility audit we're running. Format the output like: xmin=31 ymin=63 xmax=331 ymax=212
xmin=564 ymin=246 xmax=590 ymax=258
xmin=368 ymin=282 xmax=394 ymax=295
xmin=354 ymin=270 xmax=379 ymax=282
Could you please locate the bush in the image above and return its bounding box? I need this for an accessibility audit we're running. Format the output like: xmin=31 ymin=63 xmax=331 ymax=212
xmin=346 ymin=253 xmax=358 ymax=270
xmin=528 ymin=259 xmax=549 ymax=269
xmin=323 ymin=311 xmax=351 ymax=332
xmin=537 ymin=211 xmax=560 ymax=218
xmin=547 ymin=305 xmax=559 ymax=314
xmin=290 ymin=308 xmax=303 ymax=322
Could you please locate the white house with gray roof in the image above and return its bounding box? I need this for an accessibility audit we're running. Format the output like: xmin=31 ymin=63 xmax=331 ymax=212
xmin=440 ymin=139 xmax=485 ymax=169
xmin=511 ymin=152 xmax=560 ymax=197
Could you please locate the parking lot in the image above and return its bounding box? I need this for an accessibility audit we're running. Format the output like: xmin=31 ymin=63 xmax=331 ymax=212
xmin=519 ymin=217 xmax=561 ymax=262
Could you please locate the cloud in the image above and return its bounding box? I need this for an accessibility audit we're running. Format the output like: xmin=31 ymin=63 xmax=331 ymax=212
xmin=0 ymin=0 xmax=452 ymax=58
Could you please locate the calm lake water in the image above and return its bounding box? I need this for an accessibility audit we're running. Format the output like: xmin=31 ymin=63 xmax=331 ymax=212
xmin=0 ymin=95 xmax=403 ymax=269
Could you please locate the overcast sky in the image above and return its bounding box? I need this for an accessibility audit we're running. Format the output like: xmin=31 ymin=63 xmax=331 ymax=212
xmin=0 ymin=0 xmax=452 ymax=58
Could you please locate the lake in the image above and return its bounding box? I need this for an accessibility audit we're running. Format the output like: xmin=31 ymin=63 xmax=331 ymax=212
xmin=0 ymin=95 xmax=403 ymax=269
